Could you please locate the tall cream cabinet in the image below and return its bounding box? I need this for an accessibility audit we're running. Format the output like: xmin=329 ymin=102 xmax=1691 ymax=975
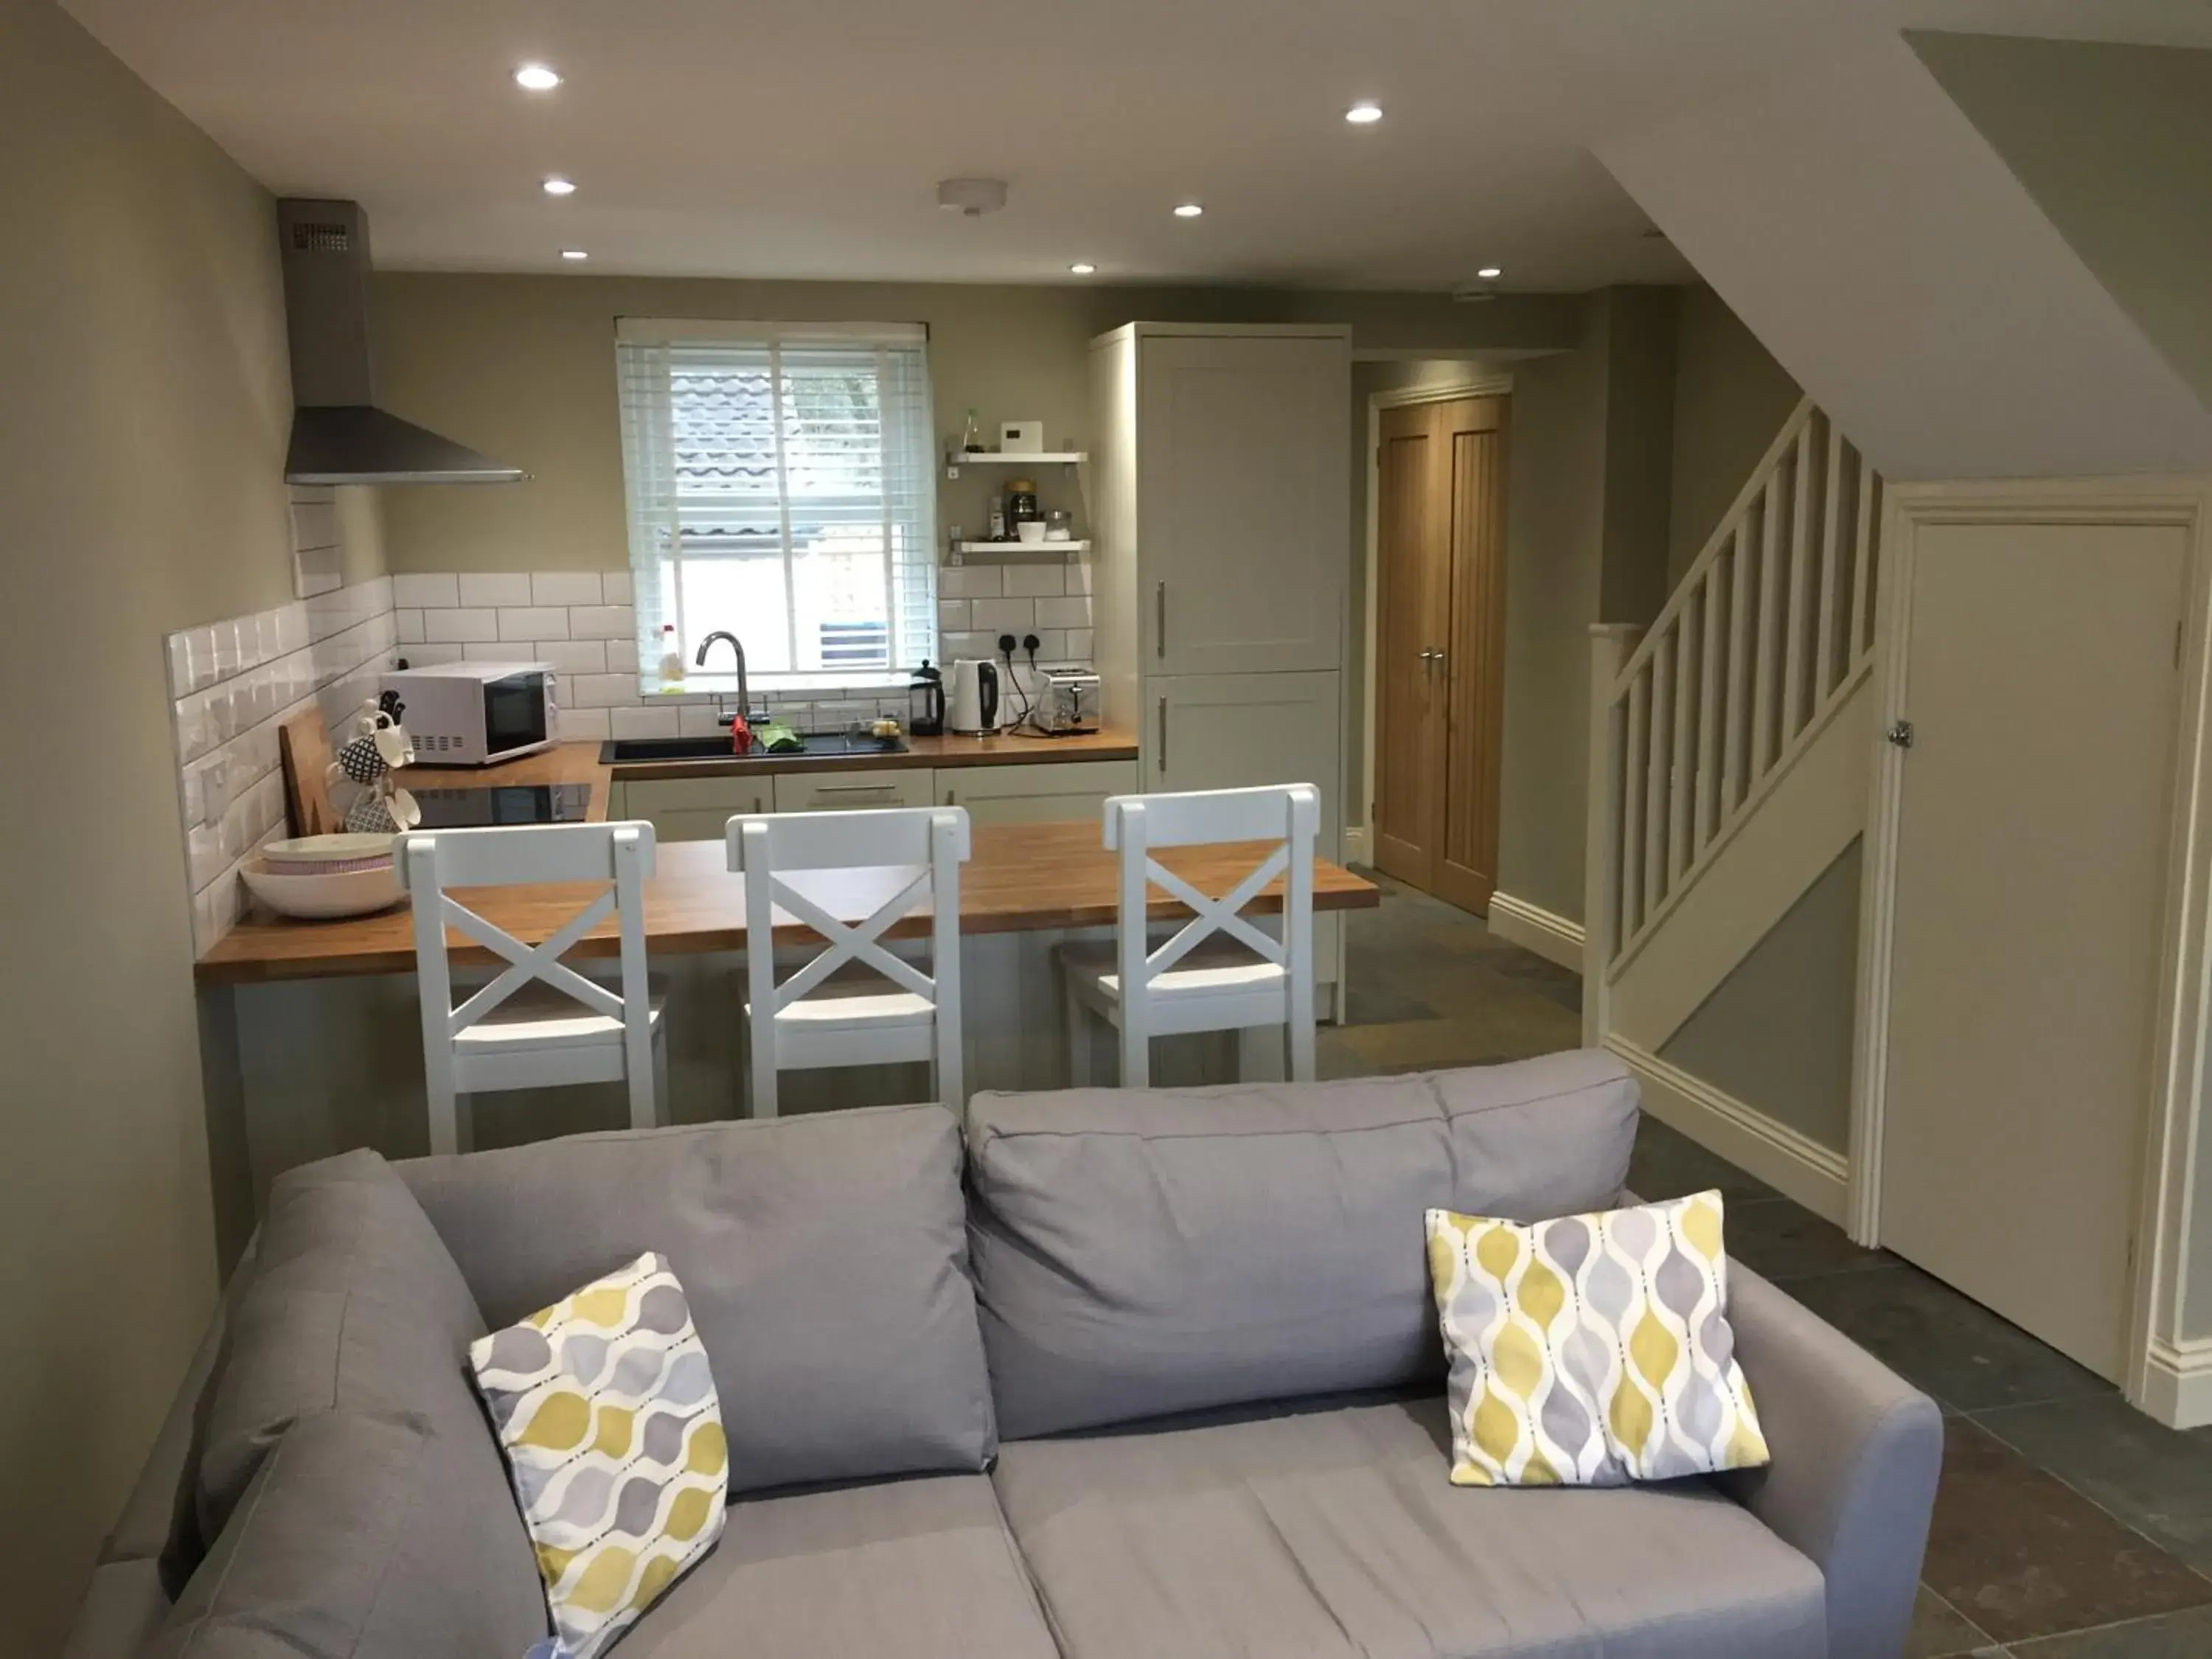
xmin=1088 ymin=324 xmax=1352 ymax=1006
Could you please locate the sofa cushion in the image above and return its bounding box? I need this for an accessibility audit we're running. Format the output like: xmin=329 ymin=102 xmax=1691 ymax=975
xmin=470 ymin=1252 xmax=728 ymax=1659
xmin=1428 ymin=1192 xmax=1770 ymax=1486
xmin=193 ymin=1150 xmax=498 ymax=1543
xmin=966 ymin=1052 xmax=1638 ymax=1437
xmin=991 ymin=1393 xmax=1826 ymax=1659
xmin=619 ymin=1475 xmax=1059 ymax=1659
xmin=401 ymin=1104 xmax=995 ymax=1492
xmin=146 ymin=1410 xmax=549 ymax=1659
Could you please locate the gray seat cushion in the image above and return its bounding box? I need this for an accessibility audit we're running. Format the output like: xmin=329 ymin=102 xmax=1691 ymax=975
xmin=146 ymin=1411 xmax=548 ymax=1659
xmin=400 ymin=1104 xmax=995 ymax=1492
xmin=992 ymin=1394 xmax=1826 ymax=1659
xmin=192 ymin=1153 xmax=509 ymax=1540
xmin=620 ymin=1474 xmax=1059 ymax=1659
xmin=966 ymin=1053 xmax=1638 ymax=1437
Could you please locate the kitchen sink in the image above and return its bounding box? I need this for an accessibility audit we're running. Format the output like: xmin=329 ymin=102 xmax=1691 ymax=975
xmin=600 ymin=732 xmax=908 ymax=765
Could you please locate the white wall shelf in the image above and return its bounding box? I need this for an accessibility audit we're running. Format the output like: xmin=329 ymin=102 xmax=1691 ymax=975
xmin=954 ymin=540 xmax=1089 ymax=556
xmin=950 ymin=451 xmax=1086 ymax=465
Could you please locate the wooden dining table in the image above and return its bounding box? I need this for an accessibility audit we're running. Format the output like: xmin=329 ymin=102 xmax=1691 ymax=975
xmin=193 ymin=821 xmax=1379 ymax=986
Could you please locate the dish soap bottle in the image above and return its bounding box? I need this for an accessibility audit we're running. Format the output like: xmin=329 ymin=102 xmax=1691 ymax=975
xmin=657 ymin=624 xmax=685 ymax=685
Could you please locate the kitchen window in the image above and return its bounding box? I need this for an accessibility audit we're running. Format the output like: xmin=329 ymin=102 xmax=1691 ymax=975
xmin=616 ymin=319 xmax=937 ymax=684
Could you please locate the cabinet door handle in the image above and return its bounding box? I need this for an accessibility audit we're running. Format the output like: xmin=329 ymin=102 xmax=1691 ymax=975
xmin=814 ymin=783 xmax=899 ymax=797
xmin=1155 ymin=581 xmax=1166 ymax=659
xmin=1157 ymin=695 xmax=1168 ymax=774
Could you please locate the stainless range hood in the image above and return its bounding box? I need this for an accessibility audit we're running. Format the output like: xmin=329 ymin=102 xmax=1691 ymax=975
xmin=279 ymin=199 xmax=525 ymax=485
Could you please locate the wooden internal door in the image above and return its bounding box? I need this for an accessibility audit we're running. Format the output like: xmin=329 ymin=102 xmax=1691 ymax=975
xmin=1372 ymin=396 xmax=1509 ymax=913
xmin=1878 ymin=518 xmax=2183 ymax=1377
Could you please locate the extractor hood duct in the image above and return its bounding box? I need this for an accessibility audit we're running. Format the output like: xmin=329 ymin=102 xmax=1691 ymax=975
xmin=279 ymin=199 xmax=525 ymax=484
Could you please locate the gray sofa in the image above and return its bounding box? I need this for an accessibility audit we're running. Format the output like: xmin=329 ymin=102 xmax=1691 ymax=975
xmin=70 ymin=1051 xmax=1942 ymax=1659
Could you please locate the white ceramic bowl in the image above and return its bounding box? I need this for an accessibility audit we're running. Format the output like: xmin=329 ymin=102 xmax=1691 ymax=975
xmin=240 ymin=858 xmax=404 ymax=919
xmin=1015 ymin=519 xmax=1048 ymax=543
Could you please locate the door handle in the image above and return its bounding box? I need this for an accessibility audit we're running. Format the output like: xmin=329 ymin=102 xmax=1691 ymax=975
xmin=1155 ymin=582 xmax=1166 ymax=659
xmin=814 ymin=783 xmax=900 ymax=796
xmin=1157 ymin=695 xmax=1168 ymax=775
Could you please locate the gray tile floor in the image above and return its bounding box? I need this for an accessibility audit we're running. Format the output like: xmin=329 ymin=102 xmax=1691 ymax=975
xmin=1338 ymin=871 xmax=2212 ymax=1657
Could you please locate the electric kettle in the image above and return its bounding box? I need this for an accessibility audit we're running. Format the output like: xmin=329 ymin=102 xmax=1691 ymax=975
xmin=947 ymin=658 xmax=1000 ymax=734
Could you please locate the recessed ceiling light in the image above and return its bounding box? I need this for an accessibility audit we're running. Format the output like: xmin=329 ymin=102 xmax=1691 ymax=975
xmin=542 ymin=175 xmax=577 ymax=197
xmin=560 ymin=249 xmax=588 ymax=261
xmin=1345 ymin=102 xmax=1383 ymax=125
xmin=1173 ymin=203 xmax=1204 ymax=218
xmin=1476 ymin=265 xmax=1503 ymax=279
xmin=513 ymin=63 xmax=562 ymax=91
xmin=1069 ymin=262 xmax=1096 ymax=275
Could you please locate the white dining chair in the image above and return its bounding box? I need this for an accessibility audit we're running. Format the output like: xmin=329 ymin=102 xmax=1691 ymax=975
xmin=1058 ymin=783 xmax=1320 ymax=1089
xmin=397 ymin=821 xmax=664 ymax=1156
xmin=726 ymin=805 xmax=970 ymax=1119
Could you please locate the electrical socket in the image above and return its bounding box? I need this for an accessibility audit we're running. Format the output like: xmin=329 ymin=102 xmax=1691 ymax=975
xmin=1022 ymin=633 xmax=1040 ymax=655
xmin=996 ymin=633 xmax=1017 ymax=654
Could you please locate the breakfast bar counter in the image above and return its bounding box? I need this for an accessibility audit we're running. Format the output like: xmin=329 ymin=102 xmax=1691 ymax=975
xmin=196 ymin=824 xmax=1375 ymax=984
xmin=192 ymin=737 xmax=1374 ymax=1226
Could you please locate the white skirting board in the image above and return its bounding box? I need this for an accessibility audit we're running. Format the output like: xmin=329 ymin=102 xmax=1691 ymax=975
xmin=1606 ymin=1035 xmax=1851 ymax=1225
xmin=1486 ymin=891 xmax=1584 ymax=973
xmin=2142 ymin=1338 xmax=2212 ymax=1429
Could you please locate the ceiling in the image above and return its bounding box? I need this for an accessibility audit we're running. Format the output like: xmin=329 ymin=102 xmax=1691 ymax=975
xmin=59 ymin=0 xmax=2212 ymax=291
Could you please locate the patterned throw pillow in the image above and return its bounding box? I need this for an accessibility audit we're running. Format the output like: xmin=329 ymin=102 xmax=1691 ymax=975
xmin=1425 ymin=1190 xmax=1769 ymax=1487
xmin=470 ymin=1252 xmax=727 ymax=1659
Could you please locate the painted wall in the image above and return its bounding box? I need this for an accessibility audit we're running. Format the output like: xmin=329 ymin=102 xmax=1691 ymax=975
xmin=369 ymin=272 xmax=1578 ymax=575
xmin=1911 ymin=33 xmax=2212 ymax=418
xmin=1661 ymin=840 xmax=1862 ymax=1153
xmin=1666 ymin=284 xmax=1803 ymax=585
xmin=0 ymin=1 xmax=300 ymax=1646
xmin=1599 ymin=32 xmax=2212 ymax=481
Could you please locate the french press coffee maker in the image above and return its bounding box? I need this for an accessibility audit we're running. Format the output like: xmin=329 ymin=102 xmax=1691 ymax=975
xmin=908 ymin=659 xmax=946 ymax=737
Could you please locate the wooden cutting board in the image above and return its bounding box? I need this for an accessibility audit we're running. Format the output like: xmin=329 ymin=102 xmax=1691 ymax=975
xmin=278 ymin=709 xmax=340 ymax=838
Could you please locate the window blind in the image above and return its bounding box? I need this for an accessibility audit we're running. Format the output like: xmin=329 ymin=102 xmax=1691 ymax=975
xmin=616 ymin=321 xmax=937 ymax=681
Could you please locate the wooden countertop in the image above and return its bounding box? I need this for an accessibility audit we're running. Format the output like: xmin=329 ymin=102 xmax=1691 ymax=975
xmin=606 ymin=726 xmax=1138 ymax=781
xmin=196 ymin=823 xmax=1377 ymax=986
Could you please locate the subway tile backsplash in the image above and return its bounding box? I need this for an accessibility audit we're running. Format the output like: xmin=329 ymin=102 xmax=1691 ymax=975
xmin=167 ymin=568 xmax=399 ymax=956
xmin=391 ymin=566 xmax=1095 ymax=741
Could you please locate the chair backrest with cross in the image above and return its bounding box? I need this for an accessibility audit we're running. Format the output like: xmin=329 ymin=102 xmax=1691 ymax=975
xmin=397 ymin=821 xmax=661 ymax=1156
xmin=1102 ymin=782 xmax=1319 ymax=1085
xmin=725 ymin=805 xmax=970 ymax=1118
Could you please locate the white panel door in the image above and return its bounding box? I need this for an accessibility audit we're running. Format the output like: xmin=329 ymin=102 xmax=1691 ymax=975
xmin=1138 ymin=333 xmax=1349 ymax=676
xmin=1880 ymin=519 xmax=2184 ymax=1379
xmin=1150 ymin=671 xmax=1342 ymax=851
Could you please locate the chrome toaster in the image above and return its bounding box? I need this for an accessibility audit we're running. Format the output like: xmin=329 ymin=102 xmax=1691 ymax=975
xmin=1029 ymin=667 xmax=1102 ymax=735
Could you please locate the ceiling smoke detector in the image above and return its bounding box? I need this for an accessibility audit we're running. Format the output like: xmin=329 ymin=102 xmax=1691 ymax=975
xmin=936 ymin=178 xmax=1009 ymax=218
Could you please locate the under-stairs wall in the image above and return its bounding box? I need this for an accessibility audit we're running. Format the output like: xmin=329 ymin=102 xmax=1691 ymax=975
xmin=1583 ymin=397 xmax=1881 ymax=1220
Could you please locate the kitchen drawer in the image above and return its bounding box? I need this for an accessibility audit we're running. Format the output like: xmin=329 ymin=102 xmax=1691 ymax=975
xmin=619 ymin=774 xmax=774 ymax=843
xmin=941 ymin=759 xmax=1138 ymax=827
xmin=771 ymin=768 xmax=936 ymax=814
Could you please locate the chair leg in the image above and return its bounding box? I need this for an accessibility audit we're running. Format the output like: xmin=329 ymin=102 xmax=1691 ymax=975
xmin=1289 ymin=1005 xmax=1317 ymax=1083
xmin=427 ymin=1077 xmax=460 ymax=1157
xmin=748 ymin=1025 xmax=779 ymax=1120
xmin=644 ymin=1030 xmax=669 ymax=1130
xmin=1063 ymin=975 xmax=1092 ymax=1088
xmin=1237 ymin=1025 xmax=1288 ymax=1083
xmin=453 ymin=1091 xmax=476 ymax=1156
xmin=1119 ymin=1015 xmax=1149 ymax=1089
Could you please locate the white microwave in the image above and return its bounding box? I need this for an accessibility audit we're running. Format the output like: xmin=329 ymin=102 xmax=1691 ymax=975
xmin=381 ymin=661 xmax=558 ymax=766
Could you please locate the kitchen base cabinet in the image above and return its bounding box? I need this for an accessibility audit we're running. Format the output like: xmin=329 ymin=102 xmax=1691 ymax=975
xmin=614 ymin=775 xmax=774 ymax=844
xmin=941 ymin=759 xmax=1140 ymax=826
xmin=771 ymin=768 xmax=936 ymax=814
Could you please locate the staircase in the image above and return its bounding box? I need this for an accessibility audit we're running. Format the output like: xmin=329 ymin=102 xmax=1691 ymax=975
xmin=1582 ymin=399 xmax=1883 ymax=1215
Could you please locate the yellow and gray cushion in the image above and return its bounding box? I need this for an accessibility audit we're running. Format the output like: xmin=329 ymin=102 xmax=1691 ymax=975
xmin=470 ymin=1251 xmax=727 ymax=1659
xmin=1426 ymin=1189 xmax=1770 ymax=1486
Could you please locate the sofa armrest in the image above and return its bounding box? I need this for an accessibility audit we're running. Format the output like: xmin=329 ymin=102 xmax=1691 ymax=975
xmin=1717 ymin=1265 xmax=1943 ymax=1659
